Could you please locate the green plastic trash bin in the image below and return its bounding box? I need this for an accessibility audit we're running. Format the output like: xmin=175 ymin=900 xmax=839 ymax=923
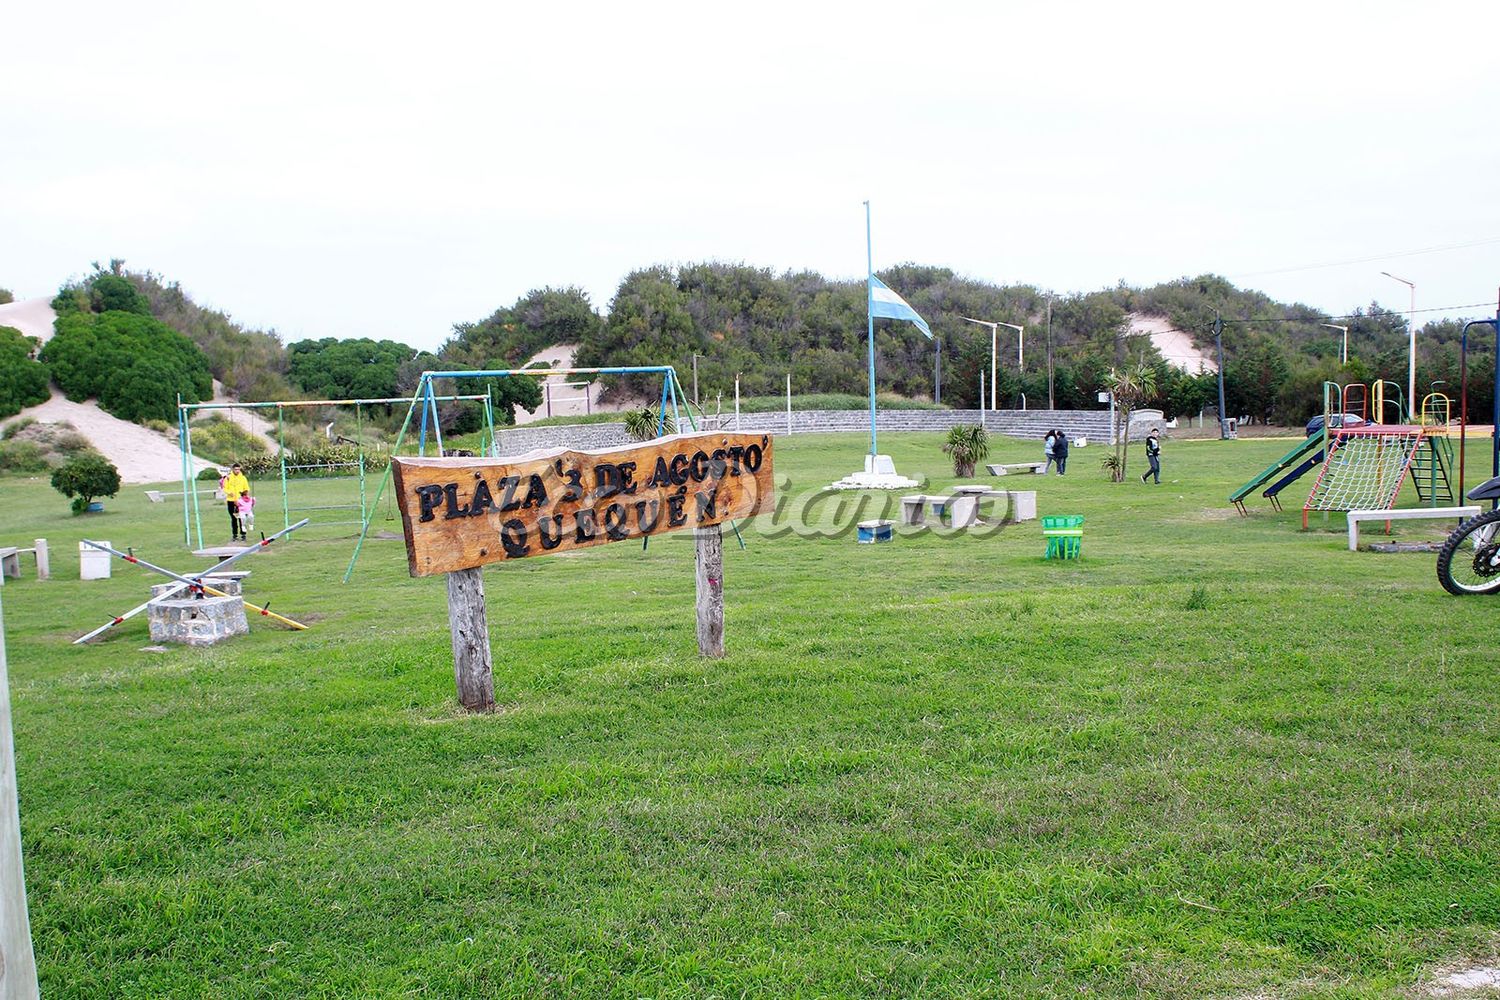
xmin=1041 ymin=515 xmax=1084 ymax=560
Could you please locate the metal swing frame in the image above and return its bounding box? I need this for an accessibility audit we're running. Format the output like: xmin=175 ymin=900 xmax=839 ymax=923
xmin=177 ymin=394 xmax=495 ymax=549
xmin=341 ymin=365 xmax=710 ymax=583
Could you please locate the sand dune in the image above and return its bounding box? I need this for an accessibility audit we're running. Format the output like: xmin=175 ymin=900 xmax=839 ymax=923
xmin=15 ymin=389 xmax=214 ymax=486
xmin=0 ymin=296 xmax=58 ymax=344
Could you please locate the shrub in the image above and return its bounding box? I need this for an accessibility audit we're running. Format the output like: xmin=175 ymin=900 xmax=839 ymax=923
xmin=942 ymin=425 xmax=989 ymax=478
xmin=0 ymin=440 xmax=47 ymax=473
xmin=623 ymin=406 xmax=676 ymax=441
xmin=287 ymin=336 xmax=414 ymax=400
xmin=142 ymin=418 xmax=173 ymax=435
xmin=188 ymin=414 xmax=268 ymax=464
xmin=0 ymin=288 xmax=13 ymax=305
xmin=234 ymin=442 xmax=389 ymax=479
xmin=1 ymin=419 xmax=89 ymax=466
xmin=198 ymin=466 xmax=223 ymax=482
xmin=51 ymin=430 xmax=91 ymax=455
xmin=41 ymin=310 xmax=212 ymax=423
xmin=89 ymin=274 xmax=151 ymax=315
xmin=0 ymin=326 xmax=50 ymax=419
xmin=51 ymin=451 xmax=121 ymax=514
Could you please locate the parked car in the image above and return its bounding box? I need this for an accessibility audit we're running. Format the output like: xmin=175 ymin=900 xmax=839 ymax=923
xmin=1305 ymin=413 xmax=1368 ymax=436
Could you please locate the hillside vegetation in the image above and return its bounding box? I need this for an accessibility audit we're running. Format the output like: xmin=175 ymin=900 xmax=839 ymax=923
xmin=43 ymin=273 xmax=214 ymax=423
xmin=450 ymin=266 xmax=1495 ymax=425
xmin=38 ymin=260 xmax=1499 ymax=432
xmin=0 ymin=325 xmax=50 ymax=418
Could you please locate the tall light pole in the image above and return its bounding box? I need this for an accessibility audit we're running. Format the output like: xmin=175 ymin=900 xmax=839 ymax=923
xmin=960 ymin=317 xmax=1024 ymax=410
xmin=934 ymin=339 xmax=942 ymax=405
xmin=691 ymin=353 xmax=704 ymax=407
xmin=1320 ymin=323 xmax=1350 ymax=366
xmin=1380 ymin=271 xmax=1417 ymax=408
xmin=1045 ymin=295 xmax=1054 ymax=410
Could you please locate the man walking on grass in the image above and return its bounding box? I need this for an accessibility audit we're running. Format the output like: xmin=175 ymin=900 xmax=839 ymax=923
xmin=222 ymin=463 xmax=250 ymax=540
xmin=1142 ymin=430 xmax=1162 ymax=484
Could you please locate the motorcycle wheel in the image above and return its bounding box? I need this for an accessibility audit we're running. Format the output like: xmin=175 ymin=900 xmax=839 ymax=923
xmin=1437 ymin=508 xmax=1500 ymax=595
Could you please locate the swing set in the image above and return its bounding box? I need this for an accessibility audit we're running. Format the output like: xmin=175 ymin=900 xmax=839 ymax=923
xmin=343 ymin=365 xmax=702 ymax=582
xmin=176 ymin=394 xmax=496 ymax=549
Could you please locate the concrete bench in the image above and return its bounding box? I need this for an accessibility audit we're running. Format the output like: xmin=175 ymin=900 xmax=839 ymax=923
xmin=146 ymin=488 xmax=224 ymax=503
xmin=901 ymin=490 xmax=1038 ymax=527
xmin=899 ymin=494 xmax=979 ymax=527
xmin=1347 ymin=506 xmax=1480 ymax=551
xmin=986 ymin=462 xmax=1047 ymax=476
xmin=0 ymin=540 xmax=48 ymax=583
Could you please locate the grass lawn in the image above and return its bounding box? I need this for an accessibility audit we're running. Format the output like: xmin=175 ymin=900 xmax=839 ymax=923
xmin=1 ymin=431 xmax=1497 ymax=998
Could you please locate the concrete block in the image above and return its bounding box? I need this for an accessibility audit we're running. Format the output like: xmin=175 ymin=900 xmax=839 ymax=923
xmin=147 ymin=595 xmax=249 ymax=647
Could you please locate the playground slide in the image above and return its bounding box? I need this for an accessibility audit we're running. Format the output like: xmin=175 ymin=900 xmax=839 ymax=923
xmin=1263 ymin=452 xmax=1323 ymax=500
xmin=1228 ymin=434 xmax=1324 ymax=505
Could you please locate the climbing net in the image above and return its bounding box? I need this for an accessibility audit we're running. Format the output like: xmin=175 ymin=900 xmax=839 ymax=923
xmin=1303 ymin=429 xmax=1422 ymax=521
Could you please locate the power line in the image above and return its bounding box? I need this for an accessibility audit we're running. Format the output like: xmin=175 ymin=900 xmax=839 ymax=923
xmin=1228 ymin=237 xmax=1500 ymax=279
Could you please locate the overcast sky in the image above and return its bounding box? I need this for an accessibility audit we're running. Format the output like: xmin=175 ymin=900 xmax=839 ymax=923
xmin=4 ymin=1 xmax=1498 ymax=351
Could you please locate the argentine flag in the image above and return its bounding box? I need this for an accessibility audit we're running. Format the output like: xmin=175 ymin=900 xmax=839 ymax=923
xmin=869 ymin=275 xmax=933 ymax=339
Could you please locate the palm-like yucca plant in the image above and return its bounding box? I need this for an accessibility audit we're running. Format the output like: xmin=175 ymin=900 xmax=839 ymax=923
xmin=622 ymin=406 xmax=676 ymax=442
xmin=1101 ymin=361 xmax=1158 ymax=482
xmin=943 ymin=424 xmax=989 ymax=478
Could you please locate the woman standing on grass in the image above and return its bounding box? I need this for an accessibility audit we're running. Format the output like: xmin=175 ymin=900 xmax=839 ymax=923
xmin=1043 ymin=430 xmax=1057 ymax=474
xmin=1053 ymin=429 xmax=1068 ymax=476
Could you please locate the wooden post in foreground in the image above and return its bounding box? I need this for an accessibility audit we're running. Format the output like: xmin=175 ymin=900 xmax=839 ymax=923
xmin=446 ymin=567 xmax=495 ymax=712
xmin=695 ymin=524 xmax=725 ymax=658
xmin=0 ymin=594 xmax=40 ymax=998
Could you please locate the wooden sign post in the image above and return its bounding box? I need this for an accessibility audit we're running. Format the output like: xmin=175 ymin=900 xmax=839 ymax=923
xmin=392 ymin=432 xmax=773 ymax=710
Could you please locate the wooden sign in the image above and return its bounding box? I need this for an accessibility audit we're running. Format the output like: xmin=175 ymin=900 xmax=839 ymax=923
xmin=391 ymin=432 xmax=774 ymax=577
xmin=393 ymin=432 xmax=773 ymax=711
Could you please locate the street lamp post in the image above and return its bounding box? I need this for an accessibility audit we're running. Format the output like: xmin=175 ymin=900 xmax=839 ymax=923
xmin=691 ymin=353 xmax=704 ymax=408
xmin=1380 ymin=271 xmax=1417 ymax=408
xmin=1320 ymin=323 xmax=1351 ymax=366
xmin=934 ymin=339 xmax=942 ymax=405
xmin=960 ymin=317 xmax=1024 ymax=410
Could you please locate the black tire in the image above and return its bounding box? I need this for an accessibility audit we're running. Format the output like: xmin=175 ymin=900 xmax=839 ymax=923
xmin=1437 ymin=508 xmax=1500 ymax=595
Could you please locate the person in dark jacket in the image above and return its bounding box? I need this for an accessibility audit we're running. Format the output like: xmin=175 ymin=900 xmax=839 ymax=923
xmin=1141 ymin=430 xmax=1162 ymax=484
xmin=1052 ymin=429 xmax=1069 ymax=476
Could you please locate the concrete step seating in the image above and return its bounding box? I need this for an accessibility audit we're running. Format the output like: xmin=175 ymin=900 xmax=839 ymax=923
xmin=1346 ymin=506 xmax=1480 ymax=551
xmin=901 ymin=489 xmax=1038 ymax=528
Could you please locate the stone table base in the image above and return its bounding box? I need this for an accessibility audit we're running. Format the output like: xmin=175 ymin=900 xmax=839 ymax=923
xmin=147 ymin=595 xmax=249 ymax=646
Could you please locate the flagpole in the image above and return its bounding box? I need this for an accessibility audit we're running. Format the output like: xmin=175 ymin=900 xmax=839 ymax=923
xmin=865 ymin=199 xmax=877 ymax=458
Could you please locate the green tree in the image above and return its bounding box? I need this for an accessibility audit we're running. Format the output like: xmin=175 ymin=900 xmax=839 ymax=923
xmin=489 ymin=378 xmax=543 ymax=424
xmin=287 ymin=337 xmax=417 ymax=400
xmin=1224 ymin=342 xmax=1291 ymax=424
xmin=89 ymin=274 xmax=151 ymax=315
xmin=51 ymin=451 xmax=121 ymax=514
xmin=1103 ymin=362 xmax=1159 ymax=481
xmin=447 ymin=287 xmax=603 ymax=371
